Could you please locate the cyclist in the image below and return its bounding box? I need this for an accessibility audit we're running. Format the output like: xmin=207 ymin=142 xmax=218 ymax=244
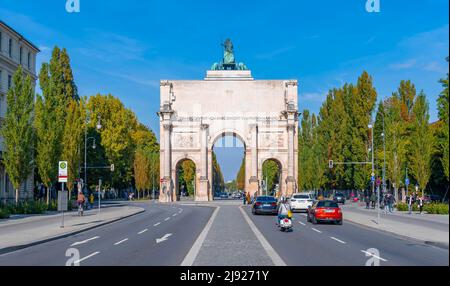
xmin=77 ymin=191 xmax=86 ymax=216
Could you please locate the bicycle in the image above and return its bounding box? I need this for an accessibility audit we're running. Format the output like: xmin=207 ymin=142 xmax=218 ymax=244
xmin=77 ymin=201 xmax=84 ymax=216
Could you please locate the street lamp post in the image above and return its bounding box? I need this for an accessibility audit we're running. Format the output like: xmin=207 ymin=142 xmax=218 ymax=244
xmin=83 ymin=112 xmax=102 ymax=192
xmin=369 ymin=124 xmax=379 ymax=225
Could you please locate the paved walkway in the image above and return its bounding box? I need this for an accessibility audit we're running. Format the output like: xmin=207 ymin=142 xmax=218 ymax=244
xmin=341 ymin=203 xmax=449 ymax=248
xmin=0 ymin=204 xmax=144 ymax=252
xmin=180 ymin=201 xmax=278 ymax=266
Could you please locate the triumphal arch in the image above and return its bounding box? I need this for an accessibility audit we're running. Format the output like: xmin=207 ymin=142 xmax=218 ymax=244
xmin=158 ymin=39 xmax=299 ymax=202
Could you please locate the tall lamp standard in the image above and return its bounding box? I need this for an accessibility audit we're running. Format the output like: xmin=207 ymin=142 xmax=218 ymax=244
xmin=368 ymin=123 xmax=379 ymax=224
xmin=84 ymin=113 xmax=102 ymax=191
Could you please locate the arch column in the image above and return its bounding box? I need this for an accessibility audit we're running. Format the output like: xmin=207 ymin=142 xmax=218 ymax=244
xmin=248 ymin=124 xmax=259 ymax=197
xmin=161 ymin=123 xmax=173 ymax=202
xmin=197 ymin=124 xmax=209 ymax=201
xmin=285 ymin=124 xmax=296 ymax=196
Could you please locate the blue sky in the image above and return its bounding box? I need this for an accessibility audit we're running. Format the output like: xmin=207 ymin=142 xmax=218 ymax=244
xmin=1 ymin=0 xmax=448 ymax=181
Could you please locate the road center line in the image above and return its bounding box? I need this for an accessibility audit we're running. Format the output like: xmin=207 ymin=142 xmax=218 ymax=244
xmin=172 ymin=213 xmax=177 ymax=217
xmin=154 ymin=222 xmax=161 ymax=226
xmin=114 ymin=238 xmax=129 ymax=245
xmin=164 ymin=217 xmax=171 ymax=221
xmin=361 ymin=250 xmax=388 ymax=262
xmin=311 ymin=228 xmax=322 ymax=233
xmin=239 ymin=207 xmax=286 ymax=266
xmin=298 ymin=221 xmax=305 ymax=226
xmin=330 ymin=236 xmax=346 ymax=244
xmin=181 ymin=207 xmax=220 ymax=266
xmin=138 ymin=229 xmax=148 ymax=234
xmin=74 ymin=251 xmax=100 ymax=264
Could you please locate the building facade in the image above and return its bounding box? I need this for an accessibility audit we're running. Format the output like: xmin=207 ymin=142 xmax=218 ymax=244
xmin=0 ymin=20 xmax=39 ymax=202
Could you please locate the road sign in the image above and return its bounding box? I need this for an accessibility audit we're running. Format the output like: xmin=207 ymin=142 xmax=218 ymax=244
xmin=329 ymin=160 xmax=333 ymax=169
xmin=58 ymin=191 xmax=68 ymax=211
xmin=160 ymin=178 xmax=164 ymax=183
xmin=371 ymin=172 xmax=375 ymax=177
xmin=58 ymin=161 xmax=68 ymax=183
xmin=111 ymin=164 xmax=115 ymax=172
xmin=405 ymin=178 xmax=410 ymax=186
xmin=371 ymin=176 xmax=375 ymax=182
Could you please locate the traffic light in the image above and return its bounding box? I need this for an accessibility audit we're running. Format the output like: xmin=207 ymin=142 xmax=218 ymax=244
xmin=329 ymin=160 xmax=333 ymax=169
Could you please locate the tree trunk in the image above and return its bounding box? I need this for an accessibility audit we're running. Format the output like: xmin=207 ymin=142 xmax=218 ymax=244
xmin=394 ymin=186 xmax=398 ymax=203
xmin=46 ymin=186 xmax=50 ymax=205
xmin=15 ymin=188 xmax=19 ymax=204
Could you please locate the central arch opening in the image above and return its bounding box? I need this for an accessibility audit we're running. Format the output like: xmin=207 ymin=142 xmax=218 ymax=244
xmin=211 ymin=132 xmax=246 ymax=200
xmin=262 ymin=159 xmax=282 ymax=197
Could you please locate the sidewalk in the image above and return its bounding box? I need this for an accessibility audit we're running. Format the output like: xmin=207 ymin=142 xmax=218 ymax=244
xmin=0 ymin=204 xmax=144 ymax=253
xmin=341 ymin=203 xmax=449 ymax=249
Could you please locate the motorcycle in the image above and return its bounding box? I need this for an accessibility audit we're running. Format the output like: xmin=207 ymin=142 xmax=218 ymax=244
xmin=279 ymin=217 xmax=293 ymax=232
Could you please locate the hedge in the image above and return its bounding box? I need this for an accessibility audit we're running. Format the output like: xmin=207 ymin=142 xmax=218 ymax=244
xmin=395 ymin=202 xmax=448 ymax=214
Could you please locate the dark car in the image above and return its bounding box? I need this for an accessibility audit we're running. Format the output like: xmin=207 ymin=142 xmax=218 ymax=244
xmin=307 ymin=200 xmax=343 ymax=225
xmin=252 ymin=196 xmax=278 ymax=215
xmin=333 ymin=192 xmax=346 ymax=204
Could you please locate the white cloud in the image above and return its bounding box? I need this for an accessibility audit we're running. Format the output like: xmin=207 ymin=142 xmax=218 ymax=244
xmin=389 ymin=59 xmax=417 ymax=70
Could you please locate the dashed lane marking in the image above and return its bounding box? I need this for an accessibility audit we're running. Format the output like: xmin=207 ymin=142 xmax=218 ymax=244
xmin=154 ymin=222 xmax=161 ymax=226
xmin=138 ymin=229 xmax=148 ymax=235
xmin=330 ymin=236 xmax=346 ymax=244
xmin=114 ymin=238 xmax=129 ymax=245
xmin=361 ymin=250 xmax=388 ymax=262
xmin=74 ymin=251 xmax=100 ymax=264
xmin=311 ymin=228 xmax=322 ymax=233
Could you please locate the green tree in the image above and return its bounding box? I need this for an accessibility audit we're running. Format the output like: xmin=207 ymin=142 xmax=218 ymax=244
xmin=0 ymin=66 xmax=35 ymax=203
xmin=262 ymin=159 xmax=280 ymax=194
xmin=236 ymin=158 xmax=245 ymax=191
xmin=177 ymin=160 xmax=196 ymax=196
xmin=62 ymin=99 xmax=85 ymax=192
xmin=409 ymin=92 xmax=434 ymax=197
xmin=35 ymin=47 xmax=78 ymax=204
xmin=437 ymin=58 xmax=449 ymax=181
xmin=134 ymin=148 xmax=150 ymax=199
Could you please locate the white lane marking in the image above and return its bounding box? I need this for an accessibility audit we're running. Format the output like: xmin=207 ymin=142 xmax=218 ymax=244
xmin=164 ymin=217 xmax=171 ymax=221
xmin=138 ymin=229 xmax=148 ymax=235
xmin=361 ymin=250 xmax=388 ymax=262
xmin=172 ymin=213 xmax=177 ymax=217
xmin=298 ymin=221 xmax=306 ymax=226
xmin=156 ymin=233 xmax=173 ymax=244
xmin=330 ymin=236 xmax=346 ymax=244
xmin=239 ymin=207 xmax=286 ymax=266
xmin=181 ymin=207 xmax=220 ymax=266
xmin=114 ymin=238 xmax=129 ymax=245
xmin=299 ymin=213 xmax=307 ymax=217
xmin=154 ymin=222 xmax=161 ymax=226
xmin=311 ymin=228 xmax=322 ymax=233
xmin=74 ymin=251 xmax=100 ymax=264
xmin=71 ymin=236 xmax=100 ymax=246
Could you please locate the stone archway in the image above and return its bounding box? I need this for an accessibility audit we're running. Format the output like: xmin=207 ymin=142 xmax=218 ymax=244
xmin=158 ymin=48 xmax=298 ymax=202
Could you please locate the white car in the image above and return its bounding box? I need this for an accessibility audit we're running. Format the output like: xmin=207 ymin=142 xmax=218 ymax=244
xmin=289 ymin=193 xmax=314 ymax=212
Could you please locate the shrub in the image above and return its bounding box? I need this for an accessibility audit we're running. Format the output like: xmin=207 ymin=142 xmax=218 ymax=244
xmin=395 ymin=202 xmax=419 ymax=212
xmin=0 ymin=207 xmax=11 ymax=219
xmin=424 ymin=203 xmax=449 ymax=215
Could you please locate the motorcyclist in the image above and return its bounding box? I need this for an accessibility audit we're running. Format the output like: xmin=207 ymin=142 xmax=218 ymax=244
xmin=277 ymin=197 xmax=292 ymax=226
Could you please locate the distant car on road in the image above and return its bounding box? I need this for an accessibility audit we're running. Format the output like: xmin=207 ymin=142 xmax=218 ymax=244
xmin=220 ymin=193 xmax=229 ymax=199
xmin=252 ymin=196 xmax=278 ymax=215
xmin=289 ymin=193 xmax=314 ymax=212
xmin=307 ymin=200 xmax=343 ymax=225
xmin=333 ymin=192 xmax=346 ymax=204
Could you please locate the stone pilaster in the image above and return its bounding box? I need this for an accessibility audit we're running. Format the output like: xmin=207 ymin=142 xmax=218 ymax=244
xmin=286 ymin=124 xmax=296 ymax=196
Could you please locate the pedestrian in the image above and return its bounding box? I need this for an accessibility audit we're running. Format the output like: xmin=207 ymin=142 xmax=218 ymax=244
xmin=246 ymin=192 xmax=251 ymax=204
xmin=388 ymin=193 xmax=395 ymax=213
xmin=370 ymin=192 xmax=376 ymax=209
xmin=243 ymin=191 xmax=247 ymax=205
xmin=418 ymin=196 xmax=424 ymax=214
xmin=408 ymin=193 xmax=413 ymax=214
xmin=383 ymin=194 xmax=389 ymax=213
xmin=365 ymin=194 xmax=370 ymax=209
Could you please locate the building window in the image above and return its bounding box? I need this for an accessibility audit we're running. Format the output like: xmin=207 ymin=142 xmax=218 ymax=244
xmin=20 ymin=46 xmax=23 ymax=65
xmin=8 ymin=74 xmax=12 ymax=89
xmin=28 ymin=52 xmax=31 ymax=69
xmin=8 ymin=38 xmax=12 ymax=58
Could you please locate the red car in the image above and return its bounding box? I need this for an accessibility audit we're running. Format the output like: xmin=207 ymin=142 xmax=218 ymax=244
xmin=307 ymin=200 xmax=343 ymax=225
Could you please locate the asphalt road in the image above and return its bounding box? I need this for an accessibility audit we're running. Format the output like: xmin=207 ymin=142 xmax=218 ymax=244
xmin=0 ymin=202 xmax=213 ymax=266
xmin=244 ymin=206 xmax=449 ymax=266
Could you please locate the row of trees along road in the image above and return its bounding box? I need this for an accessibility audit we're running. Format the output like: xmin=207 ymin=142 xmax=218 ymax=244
xmin=1 ymin=46 xmax=159 ymax=204
xmin=299 ymin=59 xmax=449 ymax=201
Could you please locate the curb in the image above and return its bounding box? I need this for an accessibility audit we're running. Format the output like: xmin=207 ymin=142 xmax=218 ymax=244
xmin=0 ymin=208 xmax=145 ymax=256
xmin=343 ymin=217 xmax=449 ymax=250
